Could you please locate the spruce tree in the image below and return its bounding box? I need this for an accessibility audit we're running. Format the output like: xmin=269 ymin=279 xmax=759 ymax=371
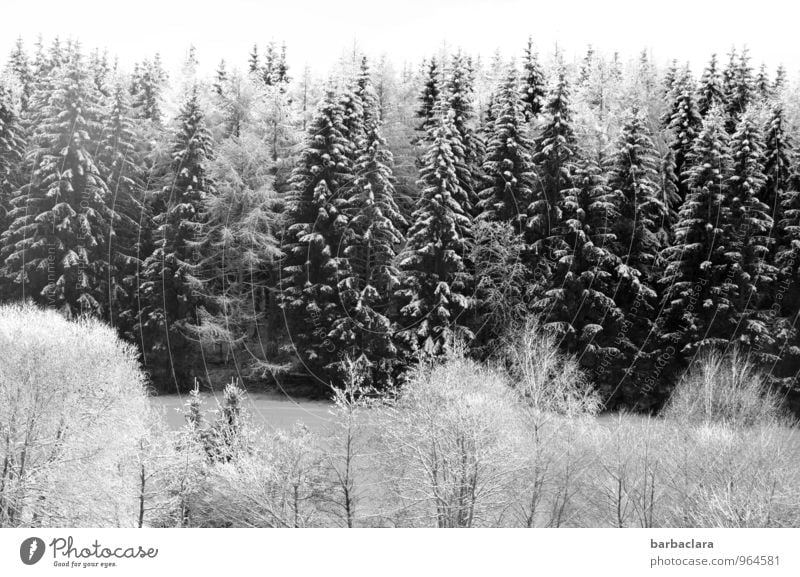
xmin=445 ymin=51 xmax=484 ymax=215
xmin=665 ymin=69 xmax=702 ymax=210
xmin=6 ymin=38 xmax=33 ymax=112
xmin=280 ymin=88 xmax=353 ymax=384
xmin=95 ymin=82 xmax=145 ymax=333
xmin=763 ymin=103 xmax=793 ymax=235
xmin=396 ymin=107 xmax=473 ymax=355
xmin=136 ymin=87 xmax=213 ymax=390
xmin=528 ymin=64 xmax=576 ymax=272
xmin=659 ymin=108 xmax=735 ymax=357
xmin=520 ymin=37 xmax=546 ymax=121
xmin=477 ymin=66 xmax=535 ymax=231
xmin=532 ymin=144 xmax=624 ymax=398
xmin=1 ymin=48 xmax=113 ymax=317
xmin=605 ymin=108 xmax=668 ymax=404
xmin=725 ymin=47 xmax=755 ymax=132
xmin=330 ymin=116 xmax=406 ymax=387
xmin=414 ymin=57 xmax=441 ymax=139
xmin=727 ymin=112 xmax=775 ymax=354
xmin=248 ymin=44 xmax=260 ymax=75
xmin=697 ymin=54 xmax=724 ymax=117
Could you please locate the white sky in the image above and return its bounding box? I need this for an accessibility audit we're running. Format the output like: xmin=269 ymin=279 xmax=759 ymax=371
xmin=1 ymin=0 xmax=797 ymax=77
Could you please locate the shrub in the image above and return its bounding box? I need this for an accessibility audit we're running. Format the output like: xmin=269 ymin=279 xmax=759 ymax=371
xmin=663 ymin=350 xmax=788 ymax=427
xmin=0 ymin=303 xmax=151 ymax=527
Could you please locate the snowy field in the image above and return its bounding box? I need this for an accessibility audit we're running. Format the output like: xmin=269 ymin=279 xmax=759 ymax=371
xmin=152 ymin=392 xmax=335 ymax=432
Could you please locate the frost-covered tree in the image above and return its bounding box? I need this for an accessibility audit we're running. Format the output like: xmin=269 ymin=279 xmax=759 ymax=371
xmin=608 ymin=107 xmax=666 ymax=276
xmin=0 ymin=84 xmax=24 ymax=211
xmin=330 ymin=117 xmax=406 ymax=387
xmin=95 ymin=82 xmax=145 ymax=332
xmin=697 ymin=54 xmax=724 ymax=117
xmin=477 ymin=67 xmax=535 ymax=231
xmin=532 ymin=146 xmax=624 ymax=394
xmin=6 ymin=37 xmax=33 ymax=112
xmin=445 ymin=51 xmax=484 ymax=215
xmin=414 ymin=57 xmax=441 ymax=139
xmin=135 ymin=87 xmax=213 ymax=391
xmin=763 ymin=103 xmax=793 ymax=239
xmin=724 ymin=47 xmax=755 ymax=132
xmin=1 ymin=49 xmax=113 ymax=317
xmin=528 ymin=64 xmax=576 ymax=273
xmin=520 ymin=38 xmax=546 ymax=121
xmin=665 ymin=70 xmax=702 ymax=210
xmin=195 ymin=133 xmax=283 ymax=369
xmin=130 ymin=55 xmax=167 ymax=124
xmin=280 ymin=88 xmax=353 ymax=384
xmin=726 ymin=112 xmax=774 ymax=354
xmin=396 ymin=108 xmax=473 ymax=356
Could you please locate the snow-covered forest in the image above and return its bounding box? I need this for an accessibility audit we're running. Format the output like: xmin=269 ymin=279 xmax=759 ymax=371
xmin=3 ymin=38 xmax=800 ymax=411
xmin=2 ymin=35 xmax=800 ymax=529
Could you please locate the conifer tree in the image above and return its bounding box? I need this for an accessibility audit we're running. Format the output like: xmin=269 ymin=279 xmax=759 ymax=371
xmin=280 ymin=88 xmax=353 ymax=384
xmin=725 ymin=47 xmax=755 ymax=132
xmin=135 ymin=87 xmax=213 ymax=390
xmin=520 ymin=37 xmax=546 ymax=121
xmin=6 ymin=37 xmax=33 ymax=112
xmin=665 ymin=70 xmax=702 ymax=209
xmin=248 ymin=44 xmax=260 ymax=75
xmin=95 ymin=82 xmax=145 ymax=332
xmin=131 ymin=56 xmax=167 ymax=124
xmin=697 ymin=54 xmax=724 ymax=117
xmin=477 ymin=67 xmax=535 ymax=231
xmin=1 ymin=49 xmax=113 ymax=317
xmin=754 ymin=63 xmax=772 ymax=100
xmin=528 ymin=64 xmax=576 ymax=271
xmin=763 ymin=103 xmax=793 ymax=231
xmin=414 ymin=57 xmax=441 ymax=139
xmin=330 ymin=114 xmax=406 ymax=386
xmin=532 ymin=144 xmax=624 ymax=395
xmin=396 ymin=107 xmax=473 ymax=355
xmin=726 ymin=112 xmax=775 ymax=354
xmin=445 ymin=51 xmax=484 ymax=214
xmin=605 ymin=109 xmax=668 ymax=403
xmin=659 ymin=108 xmax=736 ymax=357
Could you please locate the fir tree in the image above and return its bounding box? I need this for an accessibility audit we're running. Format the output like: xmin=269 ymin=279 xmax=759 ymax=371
xmin=697 ymin=53 xmax=724 ymax=117
xmin=726 ymin=112 xmax=775 ymax=354
xmin=1 ymin=49 xmax=113 ymax=317
xmin=95 ymin=82 xmax=145 ymax=333
xmin=6 ymin=37 xmax=33 ymax=112
xmin=248 ymin=44 xmax=260 ymax=75
xmin=532 ymin=145 xmax=624 ymax=396
xmin=280 ymin=88 xmax=353 ymax=384
xmin=725 ymin=47 xmax=755 ymax=132
xmin=529 ymin=63 xmax=576 ymax=269
xmin=330 ymin=117 xmax=406 ymax=387
xmin=665 ymin=69 xmax=702 ymax=210
xmin=396 ymin=108 xmax=473 ymax=355
xmin=131 ymin=56 xmax=167 ymax=124
xmin=414 ymin=57 xmax=441 ymax=138
xmin=445 ymin=51 xmax=484 ymax=215
xmin=763 ymin=103 xmax=793 ymax=241
xmin=754 ymin=63 xmax=772 ymax=100
xmin=477 ymin=66 xmax=535 ymax=231
xmin=213 ymin=59 xmax=227 ymax=96
xmin=605 ymin=109 xmax=668 ymax=404
xmin=659 ymin=108 xmax=736 ymax=357
xmin=520 ymin=37 xmax=546 ymax=121
xmin=136 ymin=87 xmax=213 ymax=390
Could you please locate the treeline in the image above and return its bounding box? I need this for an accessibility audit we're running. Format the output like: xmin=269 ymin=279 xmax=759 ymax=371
xmin=1 ymin=37 xmax=799 ymax=409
